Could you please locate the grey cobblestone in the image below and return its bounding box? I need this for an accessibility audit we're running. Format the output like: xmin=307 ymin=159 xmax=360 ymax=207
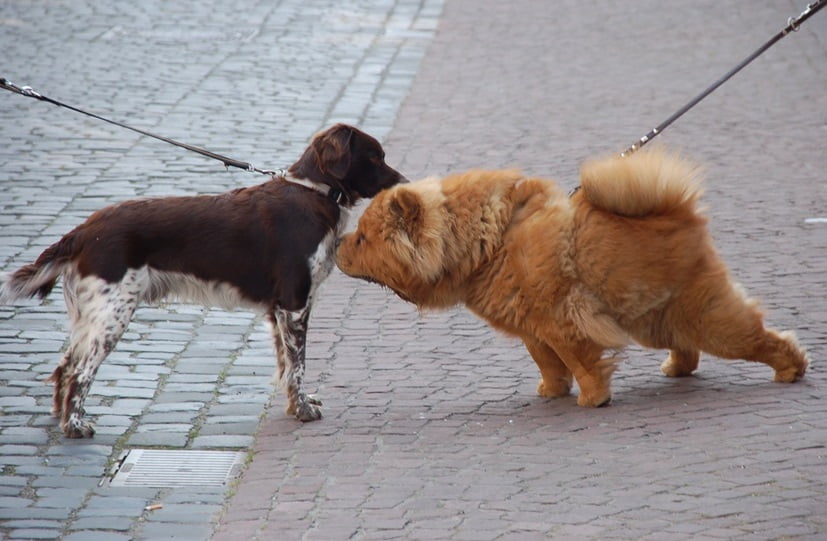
xmin=1 ymin=0 xmax=440 ymax=540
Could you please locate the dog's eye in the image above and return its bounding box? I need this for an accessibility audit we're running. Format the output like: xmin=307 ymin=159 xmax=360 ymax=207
xmin=356 ymin=233 xmax=365 ymax=246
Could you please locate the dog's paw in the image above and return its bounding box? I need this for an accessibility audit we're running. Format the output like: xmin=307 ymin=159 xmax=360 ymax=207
xmin=305 ymin=394 xmax=323 ymax=406
xmin=573 ymin=356 xmax=615 ymax=407
xmin=774 ymin=362 xmax=807 ymax=383
xmin=770 ymin=331 xmax=809 ymax=383
xmin=286 ymin=395 xmax=323 ymax=422
xmin=537 ymin=377 xmax=571 ymax=398
xmin=576 ymin=390 xmax=612 ymax=408
xmin=62 ymin=418 xmax=95 ymax=439
xmin=293 ymin=401 xmax=323 ymax=422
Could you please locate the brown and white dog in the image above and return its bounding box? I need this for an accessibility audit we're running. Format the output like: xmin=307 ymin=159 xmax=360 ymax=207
xmin=0 ymin=123 xmax=406 ymax=438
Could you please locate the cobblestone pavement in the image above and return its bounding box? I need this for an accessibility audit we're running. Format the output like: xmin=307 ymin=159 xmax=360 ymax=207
xmin=214 ymin=1 xmax=827 ymax=540
xmin=0 ymin=0 xmax=441 ymax=540
xmin=1 ymin=1 xmax=825 ymax=541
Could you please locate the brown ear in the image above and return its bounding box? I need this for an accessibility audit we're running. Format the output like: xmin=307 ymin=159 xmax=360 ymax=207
xmin=313 ymin=124 xmax=353 ymax=180
xmin=389 ymin=189 xmax=423 ymax=238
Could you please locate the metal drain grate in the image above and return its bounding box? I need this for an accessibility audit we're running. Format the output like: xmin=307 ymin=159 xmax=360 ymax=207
xmin=108 ymin=449 xmax=246 ymax=487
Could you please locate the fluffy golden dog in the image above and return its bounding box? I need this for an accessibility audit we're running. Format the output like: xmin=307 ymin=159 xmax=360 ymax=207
xmin=336 ymin=148 xmax=809 ymax=407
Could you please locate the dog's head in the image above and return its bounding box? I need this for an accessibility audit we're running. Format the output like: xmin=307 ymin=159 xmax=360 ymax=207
xmin=290 ymin=124 xmax=407 ymax=203
xmin=336 ymin=176 xmax=471 ymax=308
xmin=337 ymin=170 xmax=526 ymax=308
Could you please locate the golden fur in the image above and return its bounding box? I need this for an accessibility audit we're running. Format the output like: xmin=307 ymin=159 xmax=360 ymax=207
xmin=337 ymin=148 xmax=809 ymax=406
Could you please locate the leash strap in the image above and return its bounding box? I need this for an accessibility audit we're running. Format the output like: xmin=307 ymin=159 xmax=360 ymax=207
xmin=620 ymin=0 xmax=824 ymax=156
xmin=0 ymin=77 xmax=276 ymax=176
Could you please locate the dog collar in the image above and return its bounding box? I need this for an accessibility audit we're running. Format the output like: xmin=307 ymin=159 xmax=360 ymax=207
xmin=281 ymin=173 xmax=348 ymax=206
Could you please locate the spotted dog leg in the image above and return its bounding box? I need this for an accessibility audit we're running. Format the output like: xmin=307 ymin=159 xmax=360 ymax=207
xmin=59 ymin=274 xmax=139 ymax=438
xmin=61 ymin=341 xmax=109 ymax=438
xmin=267 ymin=311 xmax=288 ymax=389
xmin=271 ymin=305 xmax=322 ymax=421
xmin=47 ymin=349 xmax=75 ymax=419
xmin=48 ymin=271 xmax=84 ymax=419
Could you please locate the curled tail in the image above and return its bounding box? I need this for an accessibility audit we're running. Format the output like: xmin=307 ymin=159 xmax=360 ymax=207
xmin=579 ymin=146 xmax=703 ymax=218
xmin=0 ymin=236 xmax=76 ymax=303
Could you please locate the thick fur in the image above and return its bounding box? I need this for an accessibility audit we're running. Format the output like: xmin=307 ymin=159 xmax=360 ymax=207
xmin=1 ymin=123 xmax=406 ymax=438
xmin=337 ymin=147 xmax=809 ymax=408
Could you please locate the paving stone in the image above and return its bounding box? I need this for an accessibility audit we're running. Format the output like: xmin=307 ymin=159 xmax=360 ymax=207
xmin=0 ymin=456 xmax=42 ymax=467
xmin=206 ymin=403 xmax=267 ymax=416
xmin=6 ymin=528 xmax=62 ymax=540
xmin=0 ymin=508 xmax=70 ymax=521
xmin=191 ymin=435 xmax=255 ymax=449
xmin=140 ymin=412 xmax=200 ymax=424
xmin=105 ymin=399 xmax=153 ymax=415
xmin=84 ymin=495 xmax=149 ymax=514
xmin=198 ymin=421 xmax=260 ymax=436
xmin=153 ymin=392 xmax=214 ymax=404
xmin=0 ymin=521 xmax=62 ymax=533
xmin=46 ymin=444 xmax=111 ymax=457
xmin=0 ymin=416 xmax=33 ymax=428
xmin=92 ymin=415 xmax=135 ymax=427
xmin=0 ymin=428 xmax=49 ymax=445
xmin=0 ymin=387 xmax=25 ymax=398
xmin=69 ymin=517 xmax=133 ymax=532
xmin=125 ymin=431 xmax=190 ymax=448
xmin=62 ymin=532 xmax=131 ymax=541
xmin=0 ymin=498 xmax=28 ymax=510
xmin=30 ymin=476 xmax=100 ymax=490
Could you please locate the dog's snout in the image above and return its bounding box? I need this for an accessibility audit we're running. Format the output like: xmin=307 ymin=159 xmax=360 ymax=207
xmin=335 ymin=232 xmax=353 ymax=250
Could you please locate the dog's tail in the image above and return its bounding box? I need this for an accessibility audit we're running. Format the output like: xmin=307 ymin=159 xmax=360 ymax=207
xmin=579 ymin=147 xmax=703 ymax=218
xmin=0 ymin=236 xmax=75 ymax=303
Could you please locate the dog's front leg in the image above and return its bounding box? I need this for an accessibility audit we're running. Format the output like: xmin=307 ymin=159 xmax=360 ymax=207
xmin=271 ymin=306 xmax=322 ymax=421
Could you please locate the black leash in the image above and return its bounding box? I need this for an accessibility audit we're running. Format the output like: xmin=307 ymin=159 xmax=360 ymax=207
xmin=0 ymin=77 xmax=278 ymax=176
xmin=620 ymin=0 xmax=824 ymax=157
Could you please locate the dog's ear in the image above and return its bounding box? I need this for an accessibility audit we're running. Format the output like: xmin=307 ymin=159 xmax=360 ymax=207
xmin=388 ymin=188 xmax=424 ymax=238
xmin=314 ymin=124 xmax=354 ymax=180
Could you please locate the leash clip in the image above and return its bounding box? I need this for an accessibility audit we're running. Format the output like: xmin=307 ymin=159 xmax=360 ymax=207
xmin=0 ymin=78 xmax=43 ymax=100
xmin=257 ymin=168 xmax=287 ymax=178
xmin=787 ymin=16 xmax=801 ymax=31
xmin=20 ymin=86 xmax=42 ymax=99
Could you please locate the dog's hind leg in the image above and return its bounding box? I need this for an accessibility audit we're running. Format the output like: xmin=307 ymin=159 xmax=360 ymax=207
xmin=524 ymin=338 xmax=572 ymax=398
xmin=60 ymin=275 xmax=138 ymax=438
xmin=678 ymin=281 xmax=808 ymax=382
xmin=272 ymin=305 xmax=322 ymax=421
xmin=698 ymin=321 xmax=808 ymax=383
xmin=267 ymin=311 xmax=288 ymax=385
xmin=48 ymin=354 xmax=69 ymax=418
xmin=47 ymin=269 xmax=82 ymax=419
xmin=48 ymin=350 xmax=76 ymax=419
